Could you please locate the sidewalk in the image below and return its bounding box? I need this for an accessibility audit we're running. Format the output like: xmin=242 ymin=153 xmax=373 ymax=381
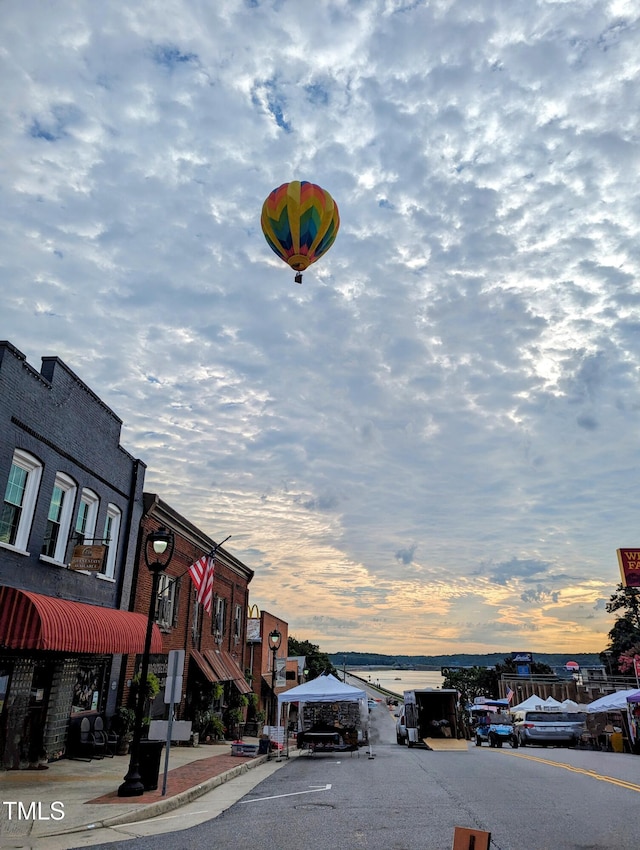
xmin=0 ymin=738 xmax=285 ymax=848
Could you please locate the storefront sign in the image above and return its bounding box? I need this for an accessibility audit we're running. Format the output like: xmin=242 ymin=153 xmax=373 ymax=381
xmin=247 ymin=618 xmax=261 ymax=642
xmin=616 ymin=549 xmax=640 ymax=588
xmin=69 ymin=544 xmax=106 ymax=572
xmin=247 ymin=605 xmax=261 ymax=642
xmin=276 ymin=657 xmax=287 ymax=687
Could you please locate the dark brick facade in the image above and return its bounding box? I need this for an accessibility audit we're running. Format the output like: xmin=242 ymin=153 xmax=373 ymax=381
xmin=0 ymin=341 xmax=145 ymax=767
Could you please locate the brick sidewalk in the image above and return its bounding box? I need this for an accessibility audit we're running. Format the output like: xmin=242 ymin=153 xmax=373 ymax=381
xmin=89 ymin=753 xmax=255 ymax=804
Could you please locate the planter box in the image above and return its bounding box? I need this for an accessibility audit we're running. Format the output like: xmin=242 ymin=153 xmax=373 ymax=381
xmin=231 ymin=742 xmax=258 ymax=757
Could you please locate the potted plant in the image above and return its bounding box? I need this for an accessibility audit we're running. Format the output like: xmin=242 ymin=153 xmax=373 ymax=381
xmin=209 ymin=715 xmax=225 ymax=742
xmin=193 ymin=709 xmax=212 ymax=745
xmin=244 ymin=693 xmax=261 ymax=737
xmin=111 ymin=706 xmax=136 ymax=755
xmin=225 ymin=694 xmax=249 ymax=740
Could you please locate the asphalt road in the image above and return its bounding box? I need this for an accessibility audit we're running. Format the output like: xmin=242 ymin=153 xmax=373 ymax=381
xmin=73 ymin=691 xmax=640 ymax=850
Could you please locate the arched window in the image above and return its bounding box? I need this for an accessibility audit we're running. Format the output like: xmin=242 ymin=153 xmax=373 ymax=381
xmin=101 ymin=504 xmax=121 ymax=579
xmin=0 ymin=449 xmax=42 ymax=552
xmin=75 ymin=488 xmax=100 ymax=543
xmin=41 ymin=472 xmax=77 ymax=563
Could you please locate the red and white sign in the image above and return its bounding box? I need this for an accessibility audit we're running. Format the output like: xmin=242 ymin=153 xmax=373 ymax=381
xmin=565 ymin=661 xmax=580 ymax=672
xmin=616 ymin=549 xmax=640 ymax=588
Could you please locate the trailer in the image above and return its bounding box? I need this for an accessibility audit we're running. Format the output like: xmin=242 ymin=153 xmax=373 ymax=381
xmin=402 ymin=688 xmax=464 ymax=749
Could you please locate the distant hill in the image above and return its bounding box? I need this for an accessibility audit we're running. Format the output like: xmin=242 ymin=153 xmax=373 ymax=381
xmin=327 ymin=651 xmax=603 ymax=669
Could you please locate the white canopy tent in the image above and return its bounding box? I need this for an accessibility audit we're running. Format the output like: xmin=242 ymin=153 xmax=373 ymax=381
xmin=559 ymin=699 xmax=590 ymax=713
xmin=586 ymin=689 xmax=640 ymax=748
xmin=277 ymin=673 xmax=367 ymax=707
xmin=510 ymin=694 xmax=551 ymax=712
xmin=586 ymin=689 xmax=640 ymax=713
xmin=275 ymin=674 xmax=369 ymax=757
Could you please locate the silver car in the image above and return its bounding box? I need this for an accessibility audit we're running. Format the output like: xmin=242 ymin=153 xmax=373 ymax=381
xmin=513 ymin=711 xmax=587 ymax=747
xmin=395 ymin=710 xmax=407 ymax=744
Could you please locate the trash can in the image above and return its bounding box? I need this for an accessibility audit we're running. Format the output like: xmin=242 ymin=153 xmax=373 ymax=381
xmin=138 ymin=740 xmax=164 ymax=791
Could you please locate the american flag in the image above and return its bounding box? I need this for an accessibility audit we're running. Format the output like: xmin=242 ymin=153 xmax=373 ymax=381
xmin=506 ymin=687 xmax=514 ymax=704
xmin=189 ymin=551 xmax=216 ymax=615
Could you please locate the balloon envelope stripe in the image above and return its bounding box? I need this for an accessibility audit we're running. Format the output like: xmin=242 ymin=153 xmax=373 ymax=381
xmin=261 ymin=180 xmax=340 ymax=276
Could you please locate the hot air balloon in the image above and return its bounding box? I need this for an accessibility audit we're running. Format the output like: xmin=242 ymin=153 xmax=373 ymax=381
xmin=261 ymin=180 xmax=340 ymax=283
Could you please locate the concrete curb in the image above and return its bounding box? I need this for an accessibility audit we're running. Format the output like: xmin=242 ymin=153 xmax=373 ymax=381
xmin=41 ymin=754 xmax=273 ymax=838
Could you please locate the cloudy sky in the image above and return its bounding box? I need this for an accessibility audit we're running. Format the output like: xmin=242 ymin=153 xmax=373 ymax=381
xmin=3 ymin=0 xmax=639 ymax=655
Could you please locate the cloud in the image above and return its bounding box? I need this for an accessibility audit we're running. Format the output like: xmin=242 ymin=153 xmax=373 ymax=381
xmin=395 ymin=545 xmax=417 ymax=565
xmin=521 ymin=587 xmax=560 ymax=605
xmin=1 ymin=0 xmax=636 ymax=654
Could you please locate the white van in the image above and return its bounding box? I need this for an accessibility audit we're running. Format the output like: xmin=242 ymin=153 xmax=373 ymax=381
xmin=512 ymin=710 xmax=587 ymax=747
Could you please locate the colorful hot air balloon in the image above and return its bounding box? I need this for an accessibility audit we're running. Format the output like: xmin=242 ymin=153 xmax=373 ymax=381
xmin=261 ymin=180 xmax=340 ymax=283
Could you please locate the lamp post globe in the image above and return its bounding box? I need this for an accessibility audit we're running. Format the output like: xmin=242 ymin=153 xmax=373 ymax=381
xmin=118 ymin=527 xmax=174 ymax=797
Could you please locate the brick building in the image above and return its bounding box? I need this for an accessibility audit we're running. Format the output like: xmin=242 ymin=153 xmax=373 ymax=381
xmin=122 ymin=494 xmax=254 ymax=738
xmin=247 ymin=608 xmax=300 ymax=727
xmin=0 ymin=341 xmax=148 ymax=768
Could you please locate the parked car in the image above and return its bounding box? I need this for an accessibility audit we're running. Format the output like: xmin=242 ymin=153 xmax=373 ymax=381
xmin=395 ymin=710 xmax=407 ymax=744
xmin=512 ymin=711 xmax=587 ymax=747
xmin=475 ymin=715 xmax=518 ymax=748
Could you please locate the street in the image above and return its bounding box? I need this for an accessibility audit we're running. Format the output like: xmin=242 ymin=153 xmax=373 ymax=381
xmin=71 ymin=695 xmax=640 ymax=850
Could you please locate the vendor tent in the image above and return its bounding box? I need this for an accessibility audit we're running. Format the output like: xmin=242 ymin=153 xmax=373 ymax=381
xmin=277 ymin=673 xmax=366 ymax=708
xmin=586 ymin=689 xmax=640 ymax=713
xmin=510 ymin=694 xmax=547 ymax=712
xmin=275 ymin=674 xmax=369 ymax=757
xmin=511 ymin=694 xmax=564 ymax=712
xmin=560 ymin=699 xmax=590 ymax=713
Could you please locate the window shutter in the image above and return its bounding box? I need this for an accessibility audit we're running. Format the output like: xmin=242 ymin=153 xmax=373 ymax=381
xmin=172 ymin=577 xmax=181 ymax=628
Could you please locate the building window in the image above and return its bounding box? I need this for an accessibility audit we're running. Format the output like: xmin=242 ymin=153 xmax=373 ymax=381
xmin=233 ymin=604 xmax=242 ymax=642
xmin=71 ymin=661 xmax=107 ymax=714
xmin=191 ymin=588 xmax=201 ymax=643
xmin=102 ymin=504 xmax=121 ymax=579
xmin=41 ymin=472 xmax=76 ymax=563
xmin=75 ymin=489 xmax=99 ymax=542
xmin=155 ymin=574 xmax=180 ymax=630
xmin=213 ymin=596 xmax=226 ymax=643
xmin=0 ymin=450 xmax=42 ymax=552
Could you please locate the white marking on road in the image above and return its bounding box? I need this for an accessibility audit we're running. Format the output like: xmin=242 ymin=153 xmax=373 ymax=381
xmin=239 ymin=783 xmax=332 ymax=804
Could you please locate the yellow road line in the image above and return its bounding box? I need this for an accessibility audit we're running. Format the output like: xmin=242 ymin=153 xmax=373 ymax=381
xmin=492 ymin=750 xmax=640 ymax=794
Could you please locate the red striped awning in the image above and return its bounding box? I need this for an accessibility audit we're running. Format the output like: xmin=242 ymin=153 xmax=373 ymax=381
xmin=202 ymin=648 xmax=252 ymax=694
xmin=0 ymin=586 xmax=162 ymax=654
xmin=190 ymin=649 xmax=217 ymax=683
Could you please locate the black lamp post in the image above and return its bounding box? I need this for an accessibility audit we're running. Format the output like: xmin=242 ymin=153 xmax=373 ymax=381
xmin=118 ymin=527 xmax=174 ymax=797
xmin=268 ymin=629 xmax=281 ymax=728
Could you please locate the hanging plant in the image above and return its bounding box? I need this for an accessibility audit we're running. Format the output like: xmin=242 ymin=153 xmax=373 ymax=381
xmin=130 ymin=671 xmax=161 ymax=704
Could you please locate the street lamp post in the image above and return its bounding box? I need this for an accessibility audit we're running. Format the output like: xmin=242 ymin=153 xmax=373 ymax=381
xmin=118 ymin=527 xmax=174 ymax=797
xmin=603 ymin=650 xmax=614 ymax=679
xmin=268 ymin=629 xmax=281 ymax=729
